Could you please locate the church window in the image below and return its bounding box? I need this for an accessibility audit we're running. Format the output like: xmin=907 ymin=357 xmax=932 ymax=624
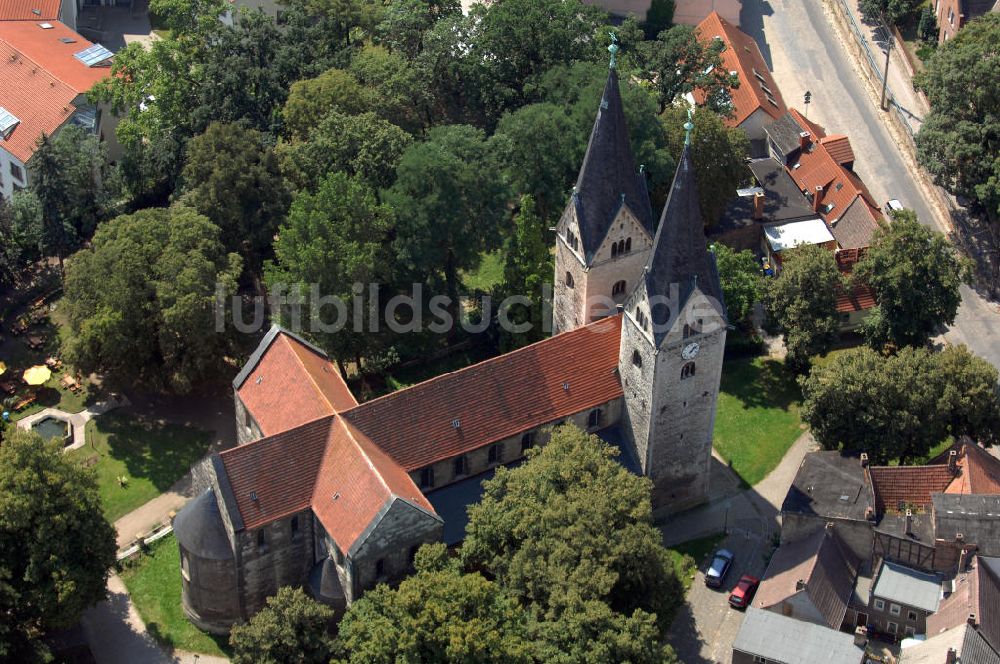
xmin=419 ymin=467 xmax=435 ymax=489
xmin=611 ymin=242 xmax=618 ymax=258
xmin=257 ymin=530 xmax=266 ymax=550
xmin=291 ymin=515 xmax=299 ymax=539
xmin=632 ymin=350 xmax=642 ymax=368
xmin=375 ymin=559 xmax=386 ymax=579
xmin=521 ymin=432 xmax=534 ymax=453
xmin=636 ymin=308 xmax=647 ymax=330
xmin=587 ymin=408 xmax=602 ymax=429
xmin=612 ymin=280 xmax=627 ymax=297
xmin=625 ymin=237 xmax=631 ymax=253
xmin=488 ymin=443 xmax=504 ymax=465
xmin=453 ymin=455 xmax=468 ymax=478
xmin=683 ymin=324 xmax=692 ymax=338
xmin=617 ymin=239 xmax=625 ymax=255
xmin=681 ymin=362 xmax=696 ymax=379
xmin=565 ymin=271 xmax=574 ymax=288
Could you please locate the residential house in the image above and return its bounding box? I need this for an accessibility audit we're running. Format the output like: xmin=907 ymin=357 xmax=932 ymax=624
xmin=900 ymin=622 xmax=1000 ymax=664
xmin=753 ymin=525 xmax=861 ymax=631
xmin=927 ymin=555 xmax=1000 ymax=653
xmin=935 ymin=0 xmax=999 ymax=43
xmin=694 ymin=11 xmax=787 ymax=149
xmin=868 ymin=560 xmax=944 ymax=639
xmin=0 ymin=20 xmax=116 ymax=199
xmin=732 ymin=607 xmax=868 ymax=664
xmin=673 ymin=0 xmax=741 ymax=27
xmin=0 ymin=0 xmax=78 ymax=30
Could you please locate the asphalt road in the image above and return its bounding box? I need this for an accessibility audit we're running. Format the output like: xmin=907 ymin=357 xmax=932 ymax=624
xmin=740 ymin=0 xmax=1000 ymax=370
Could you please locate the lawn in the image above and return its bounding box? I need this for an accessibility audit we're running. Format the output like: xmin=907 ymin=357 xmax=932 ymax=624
xmin=667 ymin=533 xmax=726 ymax=592
xmin=119 ymin=534 xmax=230 ymax=657
xmin=461 ymin=250 xmax=505 ymax=292
xmin=713 ymin=357 xmax=805 ymax=488
xmin=68 ymin=411 xmax=213 ymax=523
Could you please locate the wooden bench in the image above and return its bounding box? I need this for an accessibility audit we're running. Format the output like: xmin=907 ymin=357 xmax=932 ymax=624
xmin=14 ymin=395 xmax=36 ymax=411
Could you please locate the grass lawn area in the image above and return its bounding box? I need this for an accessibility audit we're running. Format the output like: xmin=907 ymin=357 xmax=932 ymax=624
xmin=713 ymin=357 xmax=804 ymax=488
xmin=120 ymin=534 xmax=230 ymax=657
xmin=667 ymin=533 xmax=726 ymax=592
xmin=68 ymin=412 xmax=213 ymax=523
xmin=460 ymin=250 xmax=505 ymax=292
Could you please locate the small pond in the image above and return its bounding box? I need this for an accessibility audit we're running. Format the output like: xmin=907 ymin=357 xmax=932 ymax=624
xmin=32 ymin=416 xmax=71 ymax=445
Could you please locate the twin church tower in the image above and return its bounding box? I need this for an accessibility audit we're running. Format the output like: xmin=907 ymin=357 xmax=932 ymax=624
xmin=552 ymin=46 xmax=728 ymax=510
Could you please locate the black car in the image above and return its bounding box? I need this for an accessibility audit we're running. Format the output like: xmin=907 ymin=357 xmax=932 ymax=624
xmin=704 ymin=548 xmax=734 ymax=588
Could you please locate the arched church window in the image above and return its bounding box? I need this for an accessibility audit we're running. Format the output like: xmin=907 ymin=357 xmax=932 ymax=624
xmin=611 ymin=243 xmax=618 ymax=258
xmin=683 ymin=324 xmax=692 ymax=338
xmin=632 ymin=350 xmax=642 ymax=368
xmin=681 ymin=362 xmax=696 ymax=379
xmin=257 ymin=529 xmax=266 ymax=550
xmin=625 ymin=237 xmax=631 ymax=253
xmin=291 ymin=515 xmax=299 ymax=539
xmin=617 ymin=240 xmax=625 ymax=255
xmin=587 ymin=408 xmax=602 ymax=429
xmin=375 ymin=558 xmax=386 ymax=579
xmin=612 ymin=280 xmax=626 ymax=297
xmin=565 ymin=272 xmax=574 ymax=288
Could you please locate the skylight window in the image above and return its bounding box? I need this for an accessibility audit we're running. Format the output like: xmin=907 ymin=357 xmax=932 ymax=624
xmin=74 ymin=43 xmax=114 ymax=67
xmin=0 ymin=107 xmax=20 ymax=139
xmin=38 ymin=22 xmax=53 ymax=29
xmin=59 ymin=37 xmax=76 ymax=44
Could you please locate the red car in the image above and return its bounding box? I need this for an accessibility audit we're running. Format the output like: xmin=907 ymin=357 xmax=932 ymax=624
xmin=728 ymin=574 xmax=760 ymax=609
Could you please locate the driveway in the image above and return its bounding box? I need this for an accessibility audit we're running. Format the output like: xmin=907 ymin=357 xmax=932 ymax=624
xmin=739 ymin=0 xmax=1000 ymax=371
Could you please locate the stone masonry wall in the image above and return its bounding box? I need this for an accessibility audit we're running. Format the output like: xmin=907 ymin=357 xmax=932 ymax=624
xmin=236 ymin=509 xmax=316 ymax=617
xmin=233 ymin=390 xmax=263 ymax=445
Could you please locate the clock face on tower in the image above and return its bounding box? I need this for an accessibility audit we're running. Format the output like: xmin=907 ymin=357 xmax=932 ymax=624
xmin=681 ymin=342 xmax=700 ymax=360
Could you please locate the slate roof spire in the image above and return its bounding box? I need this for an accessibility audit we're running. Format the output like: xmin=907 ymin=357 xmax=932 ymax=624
xmin=644 ymin=139 xmax=726 ymax=343
xmin=571 ymin=59 xmax=654 ymax=261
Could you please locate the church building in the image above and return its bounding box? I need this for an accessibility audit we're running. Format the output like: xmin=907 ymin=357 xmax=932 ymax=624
xmin=173 ymin=51 xmax=728 ymax=634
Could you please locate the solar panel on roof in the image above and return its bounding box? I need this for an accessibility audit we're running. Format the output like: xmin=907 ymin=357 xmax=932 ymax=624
xmin=73 ymin=43 xmax=113 ymax=67
xmin=0 ymin=107 xmax=20 ymax=138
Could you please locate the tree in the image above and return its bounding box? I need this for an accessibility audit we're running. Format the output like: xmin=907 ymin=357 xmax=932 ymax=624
xmin=918 ymin=6 xmax=938 ymax=42
xmin=0 ymin=430 xmax=117 ymax=662
xmin=180 ymin=122 xmax=290 ymax=272
xmin=62 ymin=206 xmax=242 ymax=393
xmin=276 ymin=110 xmax=412 ymax=193
xmin=461 ymin=425 xmax=683 ymax=655
xmin=28 ymin=127 xmax=114 ymax=264
xmin=149 ymin=0 xmax=229 ymax=41
xmin=763 ymin=244 xmax=842 ymax=372
xmin=800 ymin=345 xmax=1000 ymax=461
xmin=663 ymin=107 xmax=750 ymax=227
xmin=915 ymin=13 xmax=1000 ymax=222
xmin=265 ymin=173 xmax=393 ymax=372
xmin=711 ymin=243 xmax=762 ymax=328
xmin=859 ymin=0 xmax=921 ymax=25
xmin=0 ymin=192 xmax=43 ymax=286
xmin=229 ymin=587 xmax=334 ymax=664
xmin=853 ymin=211 xmax=970 ymax=349
xmin=374 ymin=0 xmax=459 ymax=59
xmin=348 ymin=45 xmax=433 ymax=134
xmin=642 ymin=0 xmax=675 ymax=39
xmin=386 ymin=125 xmax=510 ymax=329
xmin=333 ymin=543 xmax=536 ymax=664
xmin=497 ymin=196 xmax=553 ymax=350
xmin=282 ymin=68 xmax=368 ymax=140
xmin=637 ymin=25 xmax=738 ymax=114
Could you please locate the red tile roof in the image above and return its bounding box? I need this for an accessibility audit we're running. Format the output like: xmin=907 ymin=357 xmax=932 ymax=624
xmin=835 ymin=282 xmax=876 ymax=314
xmin=870 ymin=465 xmax=957 ymax=512
xmin=928 ymin=556 xmax=1000 ymax=652
xmin=941 ymin=441 xmax=1000 ymax=495
xmin=820 ymin=135 xmax=856 ymax=166
xmin=342 ymin=315 xmax=624 ymax=471
xmin=237 ymin=332 xmax=358 ymax=437
xmin=0 ymin=0 xmax=60 ymax=20
xmin=0 ymin=21 xmax=109 ymax=163
xmin=694 ymin=12 xmax=787 ymax=127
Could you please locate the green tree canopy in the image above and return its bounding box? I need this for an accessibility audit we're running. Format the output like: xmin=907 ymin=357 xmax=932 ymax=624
xmin=497 ymin=196 xmax=553 ymax=350
xmin=333 ymin=543 xmax=536 ymax=664
xmin=801 ymin=344 xmax=1000 ymax=461
xmin=0 ymin=192 xmax=43 ymax=287
xmin=348 ymin=44 xmax=433 ymax=135
xmin=276 ymin=110 xmax=412 ymax=193
xmin=763 ymin=244 xmax=842 ymax=372
xmin=915 ymin=13 xmax=1000 ymax=222
xmin=62 ymin=206 xmax=242 ymax=393
xmin=461 ymin=425 xmax=683 ymax=651
xmin=266 ymin=172 xmax=393 ymax=372
xmin=0 ymin=430 xmax=117 ymax=662
xmin=637 ymin=25 xmax=738 ymax=114
xmin=180 ymin=122 xmax=290 ymax=271
xmin=663 ymin=107 xmax=750 ymax=227
xmin=712 ymin=243 xmax=762 ymax=328
xmin=229 ymin=587 xmax=334 ymax=664
xmin=374 ymin=0 xmax=459 ymax=59
xmin=853 ymin=211 xmax=970 ymax=349
xmin=859 ymin=0 xmax=921 ymax=25
xmin=282 ymin=68 xmax=368 ymax=140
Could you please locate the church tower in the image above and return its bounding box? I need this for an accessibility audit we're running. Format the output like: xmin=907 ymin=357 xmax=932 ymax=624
xmin=552 ymin=40 xmax=655 ymax=335
xmin=618 ymin=118 xmax=728 ymax=513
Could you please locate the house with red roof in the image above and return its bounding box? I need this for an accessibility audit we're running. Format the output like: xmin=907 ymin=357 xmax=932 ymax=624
xmin=174 ymin=55 xmax=730 ymax=634
xmin=0 ymin=19 xmax=115 ymax=200
xmin=0 ymin=0 xmax=77 ymax=29
xmin=693 ymin=11 xmax=787 ymax=148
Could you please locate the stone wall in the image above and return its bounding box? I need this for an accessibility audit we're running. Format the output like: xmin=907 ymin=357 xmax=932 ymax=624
xmin=236 ymin=509 xmax=316 ymax=617
xmin=866 ymin=597 xmax=929 ymax=639
xmin=233 ymin=391 xmax=262 ymax=445
xmin=181 ymin=552 xmax=241 ymax=634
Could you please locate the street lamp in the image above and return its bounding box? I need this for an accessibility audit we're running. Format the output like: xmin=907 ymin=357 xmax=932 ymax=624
xmin=880 ymin=15 xmax=893 ymax=111
xmin=803 ymin=90 xmax=812 ymax=118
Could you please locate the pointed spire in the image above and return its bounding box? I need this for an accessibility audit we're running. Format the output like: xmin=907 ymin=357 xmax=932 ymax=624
xmin=684 ymin=108 xmax=694 ymax=146
xmin=608 ymin=32 xmax=619 ymax=69
xmin=570 ymin=67 xmax=654 ymax=263
xmin=644 ymin=143 xmax=726 ymax=344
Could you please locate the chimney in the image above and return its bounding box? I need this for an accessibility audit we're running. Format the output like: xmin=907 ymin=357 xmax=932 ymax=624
xmin=948 ymin=449 xmax=958 ymax=474
xmin=753 ymin=191 xmax=765 ymax=220
xmin=853 ymin=626 xmax=868 ymax=648
xmin=795 ymin=579 xmax=806 ymax=591
xmin=860 ymin=453 xmax=869 ymax=468
xmin=957 ymin=533 xmax=965 ymax=543
xmin=969 ymin=612 xmax=978 ymax=626
xmin=812 ymin=185 xmax=824 ymax=213
xmin=946 ymin=647 xmax=958 ymax=664
xmin=799 ymin=131 xmax=811 ymax=150
xmin=905 ymin=509 xmax=913 ymax=535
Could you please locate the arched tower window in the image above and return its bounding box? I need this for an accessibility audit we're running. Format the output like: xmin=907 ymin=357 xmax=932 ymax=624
xmin=611 ymin=243 xmax=618 ymax=258
xmin=565 ymin=271 xmax=574 ymax=288
xmin=632 ymin=350 xmax=642 ymax=367
xmin=625 ymin=237 xmax=631 ymax=252
xmin=683 ymin=324 xmax=692 ymax=338
xmin=617 ymin=239 xmax=625 ymax=255
xmin=681 ymin=362 xmax=696 ymax=379
xmin=612 ymin=280 xmax=627 ymax=297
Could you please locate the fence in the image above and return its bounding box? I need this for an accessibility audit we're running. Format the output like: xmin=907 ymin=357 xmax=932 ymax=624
xmin=828 ymin=0 xmax=917 ymax=139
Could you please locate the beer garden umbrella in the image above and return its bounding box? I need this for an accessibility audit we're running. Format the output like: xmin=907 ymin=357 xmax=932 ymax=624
xmin=22 ymin=365 xmax=52 ymax=386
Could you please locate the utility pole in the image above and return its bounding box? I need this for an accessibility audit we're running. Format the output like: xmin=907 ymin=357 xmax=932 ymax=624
xmin=880 ymin=16 xmax=892 ymax=111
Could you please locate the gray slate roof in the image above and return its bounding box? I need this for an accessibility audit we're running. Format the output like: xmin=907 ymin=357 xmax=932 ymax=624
xmin=765 ymin=112 xmax=806 ymax=160
xmin=782 ymin=451 xmax=873 ymax=522
xmin=733 ymin=607 xmax=866 ymax=664
xmin=173 ymin=489 xmax=234 ymax=560
xmin=900 ymin=624 xmax=1000 ymax=664
xmin=933 ymin=494 xmax=1000 ymax=555
xmin=829 ymin=196 xmax=881 ymax=250
xmin=873 ymin=561 xmax=943 ymax=612
xmin=572 ymin=68 xmax=654 ymax=262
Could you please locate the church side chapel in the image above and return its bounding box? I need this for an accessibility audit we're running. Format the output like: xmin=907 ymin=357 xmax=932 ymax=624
xmin=173 ymin=42 xmax=728 ymax=634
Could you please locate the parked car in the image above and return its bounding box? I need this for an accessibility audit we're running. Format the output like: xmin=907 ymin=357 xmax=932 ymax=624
xmin=884 ymin=199 xmax=904 ymax=217
xmin=705 ymin=548 xmax=734 ymax=588
xmin=728 ymin=574 xmax=760 ymax=608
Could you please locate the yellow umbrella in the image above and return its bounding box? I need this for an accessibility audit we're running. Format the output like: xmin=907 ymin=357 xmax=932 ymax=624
xmin=0 ymin=361 xmax=6 ymax=376
xmin=23 ymin=365 xmax=52 ymax=386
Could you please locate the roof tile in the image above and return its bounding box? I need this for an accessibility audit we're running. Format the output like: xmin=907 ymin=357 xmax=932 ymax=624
xmin=0 ymin=0 xmax=60 ymax=20
xmin=870 ymin=464 xmax=956 ymax=512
